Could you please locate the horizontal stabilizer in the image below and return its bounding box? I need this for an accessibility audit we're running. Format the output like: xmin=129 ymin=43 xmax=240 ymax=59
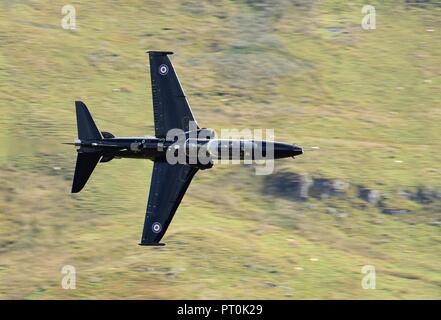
xmin=71 ymin=153 xmax=101 ymax=193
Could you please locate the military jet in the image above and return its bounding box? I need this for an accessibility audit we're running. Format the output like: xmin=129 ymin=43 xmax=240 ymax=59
xmin=69 ymin=51 xmax=303 ymax=246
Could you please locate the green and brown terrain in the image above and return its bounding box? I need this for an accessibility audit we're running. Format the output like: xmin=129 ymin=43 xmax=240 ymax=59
xmin=0 ymin=0 xmax=440 ymax=299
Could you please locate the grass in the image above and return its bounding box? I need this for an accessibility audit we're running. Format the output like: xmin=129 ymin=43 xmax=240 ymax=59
xmin=0 ymin=0 xmax=440 ymax=299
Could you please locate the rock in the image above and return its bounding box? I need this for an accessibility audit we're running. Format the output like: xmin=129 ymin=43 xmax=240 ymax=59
xmin=264 ymin=281 xmax=278 ymax=288
xmin=359 ymin=188 xmax=381 ymax=205
xmin=326 ymin=207 xmax=337 ymax=214
xmin=398 ymin=190 xmax=413 ymax=198
xmin=244 ymin=264 xmax=257 ymax=270
xmin=327 ymin=27 xmax=343 ymax=35
xmin=310 ymin=178 xmax=332 ymax=198
xmin=400 ymin=187 xmax=441 ymax=204
xmin=180 ymin=1 xmax=206 ymax=14
xmin=336 ymin=212 xmax=348 ymax=218
xmin=415 ymin=187 xmax=440 ymax=204
xmin=264 ymin=172 xmax=312 ymax=201
xmin=320 ymin=193 xmax=330 ymax=200
xmin=165 ymin=272 xmax=177 ymax=278
xmin=299 ymin=174 xmax=313 ymax=199
xmin=382 ymin=209 xmax=410 ymax=215
xmin=310 ymin=178 xmax=349 ymax=199
xmin=333 ymin=179 xmax=350 ymax=193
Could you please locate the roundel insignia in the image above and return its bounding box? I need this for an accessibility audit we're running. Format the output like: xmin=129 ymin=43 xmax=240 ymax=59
xmin=152 ymin=222 xmax=162 ymax=233
xmin=158 ymin=64 xmax=168 ymax=75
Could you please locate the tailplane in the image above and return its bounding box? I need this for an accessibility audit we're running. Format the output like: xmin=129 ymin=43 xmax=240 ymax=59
xmin=71 ymin=101 xmax=102 ymax=193
xmin=71 ymin=153 xmax=101 ymax=193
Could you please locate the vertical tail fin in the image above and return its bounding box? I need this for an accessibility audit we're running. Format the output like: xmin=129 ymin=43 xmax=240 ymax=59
xmin=75 ymin=101 xmax=102 ymax=140
xmin=71 ymin=101 xmax=102 ymax=193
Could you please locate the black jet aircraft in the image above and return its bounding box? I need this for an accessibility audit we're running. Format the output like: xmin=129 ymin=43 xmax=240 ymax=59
xmin=69 ymin=51 xmax=303 ymax=246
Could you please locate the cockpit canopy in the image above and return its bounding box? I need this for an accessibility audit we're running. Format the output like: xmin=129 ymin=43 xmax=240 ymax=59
xmin=185 ymin=138 xmax=260 ymax=160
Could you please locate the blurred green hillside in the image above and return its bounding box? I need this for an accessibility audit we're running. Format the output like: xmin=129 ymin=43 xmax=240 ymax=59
xmin=0 ymin=0 xmax=440 ymax=299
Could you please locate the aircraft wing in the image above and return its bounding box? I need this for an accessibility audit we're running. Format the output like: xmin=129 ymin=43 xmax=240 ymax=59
xmin=140 ymin=162 xmax=198 ymax=245
xmin=148 ymin=51 xmax=199 ymax=138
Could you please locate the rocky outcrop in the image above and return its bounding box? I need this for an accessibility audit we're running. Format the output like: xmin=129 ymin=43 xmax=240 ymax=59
xmin=400 ymin=187 xmax=441 ymax=204
xmin=264 ymin=172 xmax=350 ymax=201
xmin=263 ymin=172 xmax=312 ymax=201
xmin=382 ymin=209 xmax=410 ymax=215
xmin=264 ymin=172 xmax=351 ymax=201
xmin=263 ymin=171 xmax=440 ymax=217
xmin=309 ymin=178 xmax=350 ymax=199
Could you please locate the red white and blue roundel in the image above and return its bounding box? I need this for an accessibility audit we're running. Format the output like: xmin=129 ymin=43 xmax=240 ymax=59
xmin=158 ymin=64 xmax=169 ymax=75
xmin=152 ymin=222 xmax=162 ymax=233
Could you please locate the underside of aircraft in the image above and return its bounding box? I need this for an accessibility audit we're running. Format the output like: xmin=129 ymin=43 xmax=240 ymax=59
xmin=69 ymin=51 xmax=303 ymax=245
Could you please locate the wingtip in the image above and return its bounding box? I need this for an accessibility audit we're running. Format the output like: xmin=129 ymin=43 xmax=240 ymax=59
xmin=146 ymin=51 xmax=174 ymax=55
xmin=138 ymin=242 xmax=166 ymax=246
xmin=75 ymin=100 xmax=86 ymax=110
xmin=71 ymin=186 xmax=81 ymax=193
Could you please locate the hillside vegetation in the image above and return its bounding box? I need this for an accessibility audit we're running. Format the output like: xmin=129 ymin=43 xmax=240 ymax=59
xmin=0 ymin=0 xmax=440 ymax=299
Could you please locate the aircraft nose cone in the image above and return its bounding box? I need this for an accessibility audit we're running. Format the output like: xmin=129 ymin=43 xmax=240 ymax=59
xmin=292 ymin=145 xmax=303 ymax=156
xmin=273 ymin=142 xmax=303 ymax=159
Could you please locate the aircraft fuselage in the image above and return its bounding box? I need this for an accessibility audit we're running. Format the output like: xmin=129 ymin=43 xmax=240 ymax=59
xmin=75 ymin=137 xmax=303 ymax=164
